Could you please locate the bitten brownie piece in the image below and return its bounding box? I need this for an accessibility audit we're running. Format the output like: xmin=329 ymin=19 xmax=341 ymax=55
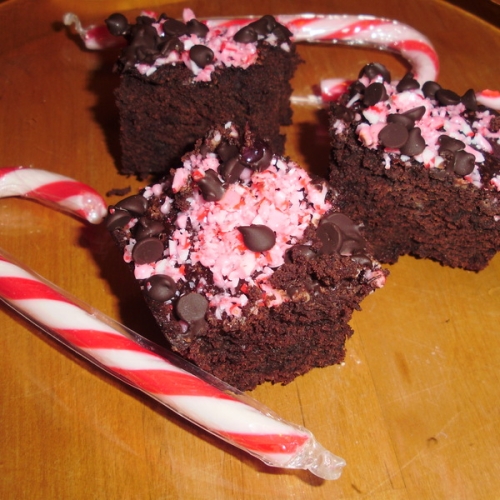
xmin=106 ymin=9 xmax=301 ymax=176
xmin=106 ymin=124 xmax=387 ymax=390
xmin=329 ymin=63 xmax=500 ymax=271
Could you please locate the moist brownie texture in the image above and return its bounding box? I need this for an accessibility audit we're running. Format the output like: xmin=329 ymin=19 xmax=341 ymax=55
xmin=329 ymin=63 xmax=500 ymax=271
xmin=106 ymin=9 xmax=301 ymax=176
xmin=107 ymin=124 xmax=387 ymax=390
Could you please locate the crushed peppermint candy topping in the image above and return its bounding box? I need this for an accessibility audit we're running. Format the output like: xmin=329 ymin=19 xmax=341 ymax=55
xmin=333 ymin=67 xmax=500 ymax=188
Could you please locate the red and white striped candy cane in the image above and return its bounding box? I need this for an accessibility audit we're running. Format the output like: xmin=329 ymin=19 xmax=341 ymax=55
xmin=0 ymin=166 xmax=107 ymax=224
xmin=0 ymin=168 xmax=345 ymax=479
xmin=0 ymin=250 xmax=345 ymax=478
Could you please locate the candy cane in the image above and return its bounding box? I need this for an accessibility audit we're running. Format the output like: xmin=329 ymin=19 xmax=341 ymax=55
xmin=63 ymin=11 xmax=438 ymax=89
xmin=0 ymin=170 xmax=345 ymax=479
xmin=0 ymin=167 xmax=107 ymax=224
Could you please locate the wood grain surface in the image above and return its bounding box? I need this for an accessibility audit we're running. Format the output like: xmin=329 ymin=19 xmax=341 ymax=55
xmin=0 ymin=0 xmax=499 ymax=498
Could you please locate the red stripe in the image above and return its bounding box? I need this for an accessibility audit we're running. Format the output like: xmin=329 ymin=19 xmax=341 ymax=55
xmin=28 ymin=180 xmax=97 ymax=202
xmin=0 ymin=276 xmax=73 ymax=303
xmin=55 ymin=328 xmax=147 ymax=351
xmin=219 ymin=430 xmax=309 ymax=454
xmin=113 ymin=367 xmax=236 ymax=400
xmin=389 ymin=39 xmax=439 ymax=72
xmin=0 ymin=167 xmax=21 ymax=179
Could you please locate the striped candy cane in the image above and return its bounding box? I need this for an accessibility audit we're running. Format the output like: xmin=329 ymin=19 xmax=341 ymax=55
xmin=0 ymin=250 xmax=345 ymax=478
xmin=0 ymin=167 xmax=107 ymax=224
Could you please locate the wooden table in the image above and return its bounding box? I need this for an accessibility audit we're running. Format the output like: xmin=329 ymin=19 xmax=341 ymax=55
xmin=1 ymin=0 xmax=499 ymax=498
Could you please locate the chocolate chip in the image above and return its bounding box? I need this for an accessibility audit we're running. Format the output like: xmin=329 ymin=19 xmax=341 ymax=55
xmin=105 ymin=209 xmax=132 ymax=231
xmin=318 ymin=213 xmax=366 ymax=256
xmin=461 ymin=88 xmax=478 ymax=111
xmin=249 ymin=15 xmax=278 ymax=35
xmin=144 ymin=274 xmax=176 ymax=301
xmin=238 ymin=225 xmax=276 ymax=252
xmin=285 ymin=245 xmax=316 ymax=263
xmin=240 ymin=140 xmax=272 ymax=172
xmin=159 ymin=36 xmax=184 ymax=56
xmin=387 ymin=113 xmax=415 ymax=130
xmin=422 ymin=81 xmax=441 ymax=99
xmin=106 ymin=13 xmax=129 ymax=36
xmin=378 ymin=122 xmax=409 ymax=149
xmin=189 ymin=45 xmax=214 ymax=68
xmin=396 ymin=73 xmax=420 ymax=92
xmin=435 ymin=89 xmax=461 ymax=106
xmin=402 ymin=105 xmax=426 ymax=122
xmin=349 ymin=80 xmax=366 ymax=97
xmin=316 ymin=223 xmax=342 ymax=254
xmin=363 ymin=82 xmax=388 ymax=106
xmin=219 ymin=156 xmax=246 ymax=184
xmin=359 ymin=63 xmax=391 ymax=83
xmin=332 ymin=104 xmax=355 ymax=122
xmin=132 ymin=237 xmax=164 ymax=265
xmin=400 ymin=127 xmax=426 ymax=156
xmin=271 ymin=23 xmax=293 ymax=41
xmin=234 ymin=26 xmax=258 ymax=43
xmin=438 ymin=135 xmax=465 ymax=154
xmin=176 ymin=292 xmax=208 ymax=323
xmin=115 ymin=195 xmax=148 ymax=215
xmin=453 ymin=150 xmax=475 ymax=176
xmin=216 ymin=142 xmax=239 ymax=162
xmin=162 ymin=18 xmax=187 ymax=37
xmin=197 ymin=169 xmax=225 ymax=201
xmin=135 ymin=217 xmax=164 ymax=240
xmin=186 ymin=19 xmax=209 ymax=38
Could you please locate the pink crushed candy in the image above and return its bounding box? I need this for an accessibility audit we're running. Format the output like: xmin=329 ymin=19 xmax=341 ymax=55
xmin=127 ymin=153 xmax=332 ymax=318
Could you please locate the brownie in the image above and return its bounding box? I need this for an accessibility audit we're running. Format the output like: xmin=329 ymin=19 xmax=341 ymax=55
xmin=106 ymin=124 xmax=387 ymax=390
xmin=106 ymin=10 xmax=301 ymax=176
xmin=329 ymin=63 xmax=500 ymax=271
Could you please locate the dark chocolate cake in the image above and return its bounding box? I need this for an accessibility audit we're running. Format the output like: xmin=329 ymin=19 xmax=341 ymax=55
xmin=329 ymin=63 xmax=500 ymax=271
xmin=106 ymin=124 xmax=387 ymax=390
xmin=106 ymin=9 xmax=301 ymax=176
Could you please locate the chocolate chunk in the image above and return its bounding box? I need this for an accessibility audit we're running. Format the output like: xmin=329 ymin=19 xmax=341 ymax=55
xmin=387 ymin=113 xmax=415 ymax=130
xmin=363 ymin=82 xmax=388 ymax=106
xmin=378 ymin=122 xmax=409 ymax=149
xmin=189 ymin=45 xmax=214 ymax=68
xmin=106 ymin=13 xmax=129 ymax=36
xmin=438 ymin=135 xmax=465 ymax=154
xmin=135 ymin=217 xmax=164 ymax=240
xmin=176 ymin=292 xmax=208 ymax=323
xmin=240 ymin=140 xmax=272 ymax=172
xmin=197 ymin=169 xmax=225 ymax=201
xmin=219 ymin=156 xmax=246 ymax=184
xmin=396 ymin=73 xmax=420 ymax=92
xmin=115 ymin=194 xmax=148 ymax=215
xmin=332 ymin=104 xmax=355 ymax=122
xmin=359 ymin=63 xmax=391 ymax=83
xmin=162 ymin=18 xmax=187 ymax=37
xmin=400 ymin=127 xmax=426 ymax=156
xmin=234 ymin=26 xmax=258 ymax=43
xmin=435 ymin=89 xmax=461 ymax=106
xmin=132 ymin=237 xmax=164 ymax=265
xmin=186 ymin=19 xmax=209 ymax=38
xmin=402 ymin=105 xmax=426 ymax=122
xmin=316 ymin=223 xmax=342 ymax=254
xmin=144 ymin=274 xmax=176 ymax=301
xmin=105 ymin=209 xmax=132 ymax=231
xmin=453 ymin=150 xmax=475 ymax=176
xmin=422 ymin=81 xmax=441 ymax=99
xmin=461 ymin=88 xmax=478 ymax=111
xmin=271 ymin=23 xmax=293 ymax=41
xmin=238 ymin=225 xmax=276 ymax=252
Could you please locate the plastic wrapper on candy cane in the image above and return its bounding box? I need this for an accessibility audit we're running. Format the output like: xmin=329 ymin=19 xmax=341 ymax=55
xmin=0 ymin=167 xmax=346 ymax=480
